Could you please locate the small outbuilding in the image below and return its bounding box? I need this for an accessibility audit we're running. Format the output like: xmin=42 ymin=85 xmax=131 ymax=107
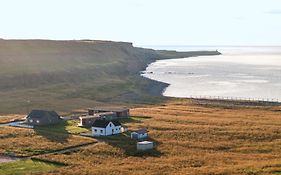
xmin=79 ymin=112 xmax=117 ymax=127
xmin=88 ymin=107 xmax=129 ymax=118
xmin=92 ymin=119 xmax=124 ymax=136
xmin=137 ymin=141 xmax=154 ymax=151
xmin=131 ymin=128 xmax=148 ymax=140
xmin=78 ymin=115 xmax=100 ymax=126
xmin=26 ymin=110 xmax=62 ymax=126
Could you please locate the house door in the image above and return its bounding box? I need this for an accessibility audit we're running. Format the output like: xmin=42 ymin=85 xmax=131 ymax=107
xmin=112 ymin=129 xmax=114 ymax=134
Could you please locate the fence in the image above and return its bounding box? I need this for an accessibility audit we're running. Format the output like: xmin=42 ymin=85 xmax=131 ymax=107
xmin=188 ymin=95 xmax=280 ymax=103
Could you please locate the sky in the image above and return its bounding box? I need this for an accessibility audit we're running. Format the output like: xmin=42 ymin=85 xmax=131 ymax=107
xmin=0 ymin=0 xmax=281 ymax=46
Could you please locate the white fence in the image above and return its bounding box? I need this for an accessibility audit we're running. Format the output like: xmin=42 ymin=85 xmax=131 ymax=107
xmin=188 ymin=95 xmax=280 ymax=103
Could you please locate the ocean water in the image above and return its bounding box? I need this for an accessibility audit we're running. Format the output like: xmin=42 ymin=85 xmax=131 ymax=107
xmin=141 ymin=46 xmax=281 ymax=101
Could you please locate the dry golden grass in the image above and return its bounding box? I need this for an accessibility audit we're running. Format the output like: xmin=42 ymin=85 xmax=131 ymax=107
xmin=0 ymin=126 xmax=96 ymax=156
xmin=18 ymin=100 xmax=281 ymax=174
xmin=0 ymin=115 xmax=25 ymax=124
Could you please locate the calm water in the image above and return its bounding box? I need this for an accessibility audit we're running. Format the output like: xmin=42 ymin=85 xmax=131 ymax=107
xmin=142 ymin=46 xmax=281 ymax=101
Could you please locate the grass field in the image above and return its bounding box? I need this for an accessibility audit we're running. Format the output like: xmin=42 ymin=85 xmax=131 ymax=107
xmin=0 ymin=159 xmax=62 ymax=175
xmin=28 ymin=99 xmax=281 ymax=175
xmin=0 ymin=124 xmax=95 ymax=157
xmin=0 ymin=115 xmax=25 ymax=124
xmin=36 ymin=120 xmax=89 ymax=135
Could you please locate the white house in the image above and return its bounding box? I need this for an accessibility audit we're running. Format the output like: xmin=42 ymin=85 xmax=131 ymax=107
xmin=131 ymin=128 xmax=148 ymax=140
xmin=91 ymin=119 xmax=123 ymax=136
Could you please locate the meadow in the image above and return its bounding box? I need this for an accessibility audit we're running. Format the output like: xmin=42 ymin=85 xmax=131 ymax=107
xmin=0 ymin=115 xmax=24 ymax=124
xmin=28 ymin=99 xmax=281 ymax=175
xmin=0 ymin=120 xmax=95 ymax=157
xmin=0 ymin=159 xmax=62 ymax=175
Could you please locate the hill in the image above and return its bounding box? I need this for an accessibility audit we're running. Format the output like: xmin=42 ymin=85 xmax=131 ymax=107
xmin=0 ymin=39 xmax=220 ymax=114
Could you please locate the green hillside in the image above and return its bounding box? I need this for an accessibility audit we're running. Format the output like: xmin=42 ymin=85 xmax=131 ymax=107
xmin=0 ymin=39 xmax=220 ymax=114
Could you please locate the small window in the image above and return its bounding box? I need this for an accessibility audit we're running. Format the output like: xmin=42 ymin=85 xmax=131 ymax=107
xmin=100 ymin=130 xmax=103 ymax=133
xmin=109 ymin=123 xmax=112 ymax=127
xmin=29 ymin=119 xmax=33 ymax=123
xmin=94 ymin=129 xmax=97 ymax=132
xmin=36 ymin=120 xmax=40 ymax=123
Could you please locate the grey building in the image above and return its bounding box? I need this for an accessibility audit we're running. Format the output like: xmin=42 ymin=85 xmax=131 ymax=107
xmin=26 ymin=110 xmax=62 ymax=126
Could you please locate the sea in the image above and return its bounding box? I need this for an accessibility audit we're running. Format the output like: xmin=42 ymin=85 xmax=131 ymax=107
xmin=141 ymin=46 xmax=281 ymax=102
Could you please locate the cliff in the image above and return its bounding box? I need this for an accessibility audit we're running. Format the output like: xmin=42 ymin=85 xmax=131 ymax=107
xmin=0 ymin=39 xmax=220 ymax=113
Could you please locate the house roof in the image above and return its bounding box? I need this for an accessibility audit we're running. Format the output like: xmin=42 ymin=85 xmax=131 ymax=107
xmin=80 ymin=114 xmax=100 ymax=119
xmin=89 ymin=107 xmax=129 ymax=113
xmin=27 ymin=110 xmax=61 ymax=120
xmin=133 ymin=128 xmax=148 ymax=134
xmin=137 ymin=141 xmax=153 ymax=145
xmin=92 ymin=119 xmax=121 ymax=128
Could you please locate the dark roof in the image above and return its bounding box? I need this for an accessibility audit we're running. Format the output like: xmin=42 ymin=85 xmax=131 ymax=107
xmin=92 ymin=119 xmax=121 ymax=128
xmin=27 ymin=110 xmax=61 ymax=120
xmin=133 ymin=128 xmax=148 ymax=134
xmin=111 ymin=120 xmax=121 ymax=126
xmin=89 ymin=107 xmax=129 ymax=113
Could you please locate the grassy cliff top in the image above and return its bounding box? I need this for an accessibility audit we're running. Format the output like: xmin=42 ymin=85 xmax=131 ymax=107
xmin=0 ymin=39 xmax=220 ymax=114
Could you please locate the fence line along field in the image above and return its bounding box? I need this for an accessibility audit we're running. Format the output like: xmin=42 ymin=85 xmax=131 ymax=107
xmin=34 ymin=99 xmax=281 ymax=175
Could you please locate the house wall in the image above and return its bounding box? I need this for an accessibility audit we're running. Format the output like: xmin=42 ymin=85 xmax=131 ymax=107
xmin=92 ymin=122 xmax=122 ymax=136
xmin=131 ymin=132 xmax=148 ymax=139
xmin=88 ymin=109 xmax=129 ymax=118
xmin=26 ymin=117 xmax=59 ymax=126
xmin=116 ymin=110 xmax=129 ymax=118
xmin=92 ymin=127 xmax=106 ymax=136
xmin=137 ymin=142 xmax=153 ymax=151
xmin=79 ymin=117 xmax=99 ymax=126
xmin=139 ymin=133 xmax=148 ymax=139
xmin=105 ymin=122 xmax=121 ymax=136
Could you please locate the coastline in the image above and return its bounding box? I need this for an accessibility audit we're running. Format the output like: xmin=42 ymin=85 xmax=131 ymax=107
xmin=0 ymin=40 xmax=221 ymax=113
xmin=141 ymin=50 xmax=281 ymax=106
xmin=141 ymin=50 xmax=221 ymax=97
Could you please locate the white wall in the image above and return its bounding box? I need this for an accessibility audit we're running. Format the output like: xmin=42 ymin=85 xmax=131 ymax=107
xmin=92 ymin=122 xmax=122 ymax=136
xmin=92 ymin=127 xmax=106 ymax=136
xmin=131 ymin=132 xmax=148 ymax=139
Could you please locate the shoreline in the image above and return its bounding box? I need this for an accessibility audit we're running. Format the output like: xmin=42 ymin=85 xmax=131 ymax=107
xmin=142 ymin=51 xmax=281 ymax=106
xmin=142 ymin=50 xmax=221 ymax=97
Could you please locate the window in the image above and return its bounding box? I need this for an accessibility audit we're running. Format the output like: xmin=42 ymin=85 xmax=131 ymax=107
xmin=94 ymin=129 xmax=97 ymax=132
xmin=100 ymin=130 xmax=103 ymax=133
xmin=36 ymin=120 xmax=40 ymax=123
xmin=109 ymin=123 xmax=112 ymax=127
xmin=29 ymin=119 xmax=33 ymax=123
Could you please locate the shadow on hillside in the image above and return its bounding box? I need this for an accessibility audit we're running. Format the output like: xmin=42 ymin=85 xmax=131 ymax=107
xmin=99 ymin=132 xmax=162 ymax=157
xmin=33 ymin=121 xmax=70 ymax=143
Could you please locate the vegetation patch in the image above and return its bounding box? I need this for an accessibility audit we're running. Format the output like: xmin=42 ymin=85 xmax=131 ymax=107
xmin=0 ymin=159 xmax=62 ymax=175
xmin=36 ymin=100 xmax=281 ymax=174
xmin=35 ymin=120 xmax=89 ymax=135
xmin=0 ymin=115 xmax=24 ymax=124
xmin=0 ymin=126 xmax=95 ymax=157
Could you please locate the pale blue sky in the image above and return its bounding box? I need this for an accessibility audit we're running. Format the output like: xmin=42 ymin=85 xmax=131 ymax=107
xmin=0 ymin=0 xmax=281 ymax=45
